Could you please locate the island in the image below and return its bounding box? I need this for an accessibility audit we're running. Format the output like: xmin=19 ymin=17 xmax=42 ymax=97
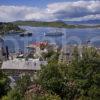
xmin=0 ymin=22 xmax=24 ymax=35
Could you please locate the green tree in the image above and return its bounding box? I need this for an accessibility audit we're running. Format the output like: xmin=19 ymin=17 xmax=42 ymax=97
xmin=39 ymin=63 xmax=63 ymax=96
xmin=2 ymin=89 xmax=22 ymax=100
xmin=69 ymin=47 xmax=100 ymax=99
xmin=0 ymin=71 xmax=10 ymax=98
xmin=16 ymin=75 xmax=32 ymax=96
xmin=32 ymin=93 xmax=61 ymax=100
xmin=38 ymin=46 xmax=100 ymax=100
xmin=38 ymin=62 xmax=78 ymax=99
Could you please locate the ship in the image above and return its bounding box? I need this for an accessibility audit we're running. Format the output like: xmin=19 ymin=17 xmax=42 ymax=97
xmin=44 ymin=29 xmax=64 ymax=37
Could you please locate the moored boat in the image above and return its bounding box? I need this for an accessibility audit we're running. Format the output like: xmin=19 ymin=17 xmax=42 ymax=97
xmin=28 ymin=33 xmax=32 ymax=36
xmin=20 ymin=32 xmax=32 ymax=37
xmin=44 ymin=32 xmax=64 ymax=37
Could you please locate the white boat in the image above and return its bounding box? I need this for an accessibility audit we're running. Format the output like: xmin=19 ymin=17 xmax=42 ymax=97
xmin=44 ymin=29 xmax=64 ymax=37
xmin=44 ymin=32 xmax=63 ymax=37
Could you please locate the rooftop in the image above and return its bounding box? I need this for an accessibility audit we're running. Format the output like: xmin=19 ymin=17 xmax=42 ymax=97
xmin=1 ymin=58 xmax=47 ymax=71
xmin=26 ymin=42 xmax=48 ymax=48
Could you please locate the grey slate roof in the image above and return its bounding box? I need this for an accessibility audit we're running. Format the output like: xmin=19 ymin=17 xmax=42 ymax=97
xmin=1 ymin=58 xmax=47 ymax=71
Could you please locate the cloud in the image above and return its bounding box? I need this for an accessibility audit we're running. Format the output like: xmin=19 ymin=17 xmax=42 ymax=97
xmin=47 ymin=1 xmax=100 ymax=19
xmin=0 ymin=1 xmax=100 ymax=22
xmin=67 ymin=14 xmax=100 ymax=21
xmin=0 ymin=5 xmax=58 ymax=22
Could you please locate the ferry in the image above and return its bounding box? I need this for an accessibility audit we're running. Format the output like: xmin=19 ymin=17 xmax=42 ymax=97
xmin=44 ymin=29 xmax=64 ymax=37
xmin=44 ymin=32 xmax=64 ymax=37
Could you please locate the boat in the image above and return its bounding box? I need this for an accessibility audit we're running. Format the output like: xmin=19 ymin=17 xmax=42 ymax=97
xmin=20 ymin=32 xmax=32 ymax=37
xmin=20 ymin=33 xmax=24 ymax=37
xmin=44 ymin=32 xmax=64 ymax=37
xmin=44 ymin=29 xmax=64 ymax=37
xmin=27 ymin=33 xmax=32 ymax=36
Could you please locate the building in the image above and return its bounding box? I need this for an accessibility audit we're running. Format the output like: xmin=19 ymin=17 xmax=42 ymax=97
xmin=1 ymin=58 xmax=47 ymax=75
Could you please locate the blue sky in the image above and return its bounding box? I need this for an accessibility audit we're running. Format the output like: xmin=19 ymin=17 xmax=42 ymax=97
xmin=0 ymin=0 xmax=80 ymax=7
xmin=0 ymin=0 xmax=100 ymax=22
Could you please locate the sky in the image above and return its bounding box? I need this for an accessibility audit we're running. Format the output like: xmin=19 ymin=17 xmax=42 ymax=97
xmin=0 ymin=0 xmax=100 ymax=22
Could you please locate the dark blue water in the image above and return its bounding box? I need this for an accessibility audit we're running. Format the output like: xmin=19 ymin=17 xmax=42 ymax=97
xmin=3 ymin=26 xmax=100 ymax=53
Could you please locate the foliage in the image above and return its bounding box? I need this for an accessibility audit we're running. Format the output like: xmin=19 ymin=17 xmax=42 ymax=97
xmin=42 ymin=50 xmax=59 ymax=62
xmin=38 ymin=62 xmax=79 ymax=99
xmin=2 ymin=89 xmax=22 ymax=100
xmin=1 ymin=46 xmax=100 ymax=100
xmin=39 ymin=63 xmax=63 ymax=94
xmin=16 ymin=75 xmax=32 ymax=96
xmin=32 ymin=93 xmax=61 ymax=100
xmin=0 ymin=22 xmax=23 ymax=35
xmin=38 ymin=47 xmax=100 ymax=100
xmin=69 ymin=47 xmax=100 ymax=99
xmin=0 ymin=71 xmax=10 ymax=98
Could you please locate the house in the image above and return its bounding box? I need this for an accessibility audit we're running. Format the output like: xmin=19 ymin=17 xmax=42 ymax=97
xmin=1 ymin=58 xmax=47 ymax=75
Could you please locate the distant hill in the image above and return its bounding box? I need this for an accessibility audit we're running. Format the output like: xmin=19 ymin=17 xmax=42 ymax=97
xmin=13 ymin=20 xmax=100 ymax=28
xmin=14 ymin=21 xmax=78 ymax=28
xmin=64 ymin=19 xmax=100 ymax=25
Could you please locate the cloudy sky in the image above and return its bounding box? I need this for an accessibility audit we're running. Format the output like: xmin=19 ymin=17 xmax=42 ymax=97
xmin=0 ymin=0 xmax=100 ymax=22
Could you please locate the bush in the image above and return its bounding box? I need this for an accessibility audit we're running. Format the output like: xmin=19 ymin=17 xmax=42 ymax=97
xmin=32 ymin=93 xmax=61 ymax=100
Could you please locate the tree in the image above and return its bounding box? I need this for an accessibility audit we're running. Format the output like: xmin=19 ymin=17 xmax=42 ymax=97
xmin=0 ymin=71 xmax=10 ymax=98
xmin=38 ymin=62 xmax=78 ymax=99
xmin=2 ymin=89 xmax=22 ymax=100
xmin=38 ymin=62 xmax=64 ymax=96
xmin=16 ymin=75 xmax=32 ymax=96
xmin=38 ymin=46 xmax=100 ymax=100
xmin=32 ymin=93 xmax=61 ymax=100
xmin=69 ymin=47 xmax=100 ymax=99
xmin=2 ymin=46 xmax=100 ymax=100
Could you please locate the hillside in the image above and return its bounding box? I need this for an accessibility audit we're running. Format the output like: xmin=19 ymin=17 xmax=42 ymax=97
xmin=65 ymin=19 xmax=100 ymax=25
xmin=0 ymin=22 xmax=24 ymax=35
xmin=14 ymin=21 xmax=100 ymax=28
